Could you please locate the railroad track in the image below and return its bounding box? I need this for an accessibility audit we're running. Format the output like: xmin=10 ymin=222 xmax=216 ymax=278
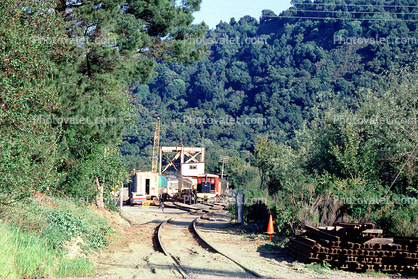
xmin=157 ymin=202 xmax=265 ymax=279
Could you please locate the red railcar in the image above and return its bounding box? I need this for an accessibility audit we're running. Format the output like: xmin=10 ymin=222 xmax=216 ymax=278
xmin=196 ymin=174 xmax=228 ymax=200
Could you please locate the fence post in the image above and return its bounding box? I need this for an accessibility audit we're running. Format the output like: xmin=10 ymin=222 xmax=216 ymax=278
xmin=236 ymin=190 xmax=245 ymax=224
xmin=120 ymin=183 xmax=123 ymax=210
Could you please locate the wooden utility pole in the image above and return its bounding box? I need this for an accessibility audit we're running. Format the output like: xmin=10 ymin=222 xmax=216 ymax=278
xmin=219 ymin=156 xmax=229 ymax=179
xmin=152 ymin=117 xmax=160 ymax=173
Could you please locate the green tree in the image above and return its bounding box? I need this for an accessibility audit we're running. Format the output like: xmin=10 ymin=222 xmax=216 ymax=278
xmin=50 ymin=0 xmax=208 ymax=199
xmin=254 ymin=135 xmax=299 ymax=195
xmin=0 ymin=0 xmax=70 ymax=203
xmin=55 ymin=0 xmax=207 ymax=81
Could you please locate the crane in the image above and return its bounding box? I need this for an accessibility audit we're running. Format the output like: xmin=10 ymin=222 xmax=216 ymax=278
xmin=151 ymin=117 xmax=160 ymax=173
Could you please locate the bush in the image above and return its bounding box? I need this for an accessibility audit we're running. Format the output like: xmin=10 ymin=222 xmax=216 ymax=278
xmin=0 ymin=197 xmax=113 ymax=278
xmin=44 ymin=209 xmax=110 ymax=250
xmin=225 ymin=191 xmax=270 ymax=230
xmin=105 ymin=199 xmax=120 ymax=212
xmin=373 ymin=195 xmax=418 ymax=236
xmin=245 ymin=203 xmax=269 ymax=226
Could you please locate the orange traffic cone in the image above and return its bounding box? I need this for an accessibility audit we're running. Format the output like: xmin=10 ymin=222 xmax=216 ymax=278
xmin=265 ymin=215 xmax=276 ymax=241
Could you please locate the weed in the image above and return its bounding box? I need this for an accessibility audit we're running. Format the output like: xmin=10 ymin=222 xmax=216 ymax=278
xmin=44 ymin=209 xmax=110 ymax=250
xmin=0 ymin=223 xmax=59 ymax=278
xmin=323 ymin=262 xmax=332 ymax=270
xmin=305 ymin=262 xmax=331 ymax=274
xmin=105 ymin=199 xmax=120 ymax=212
xmin=57 ymin=257 xmax=92 ymax=277
xmin=261 ymin=237 xmax=289 ymax=248
xmin=0 ymin=222 xmax=17 ymax=279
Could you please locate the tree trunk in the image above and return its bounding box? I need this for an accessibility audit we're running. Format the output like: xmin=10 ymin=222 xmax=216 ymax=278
xmin=95 ymin=176 xmax=104 ymax=208
xmin=120 ymin=183 xmax=123 ymax=210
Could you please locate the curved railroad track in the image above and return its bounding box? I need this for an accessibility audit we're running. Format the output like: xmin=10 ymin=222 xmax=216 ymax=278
xmin=157 ymin=202 xmax=265 ymax=279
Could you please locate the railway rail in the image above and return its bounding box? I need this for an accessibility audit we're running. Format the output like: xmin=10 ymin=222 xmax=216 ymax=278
xmin=157 ymin=202 xmax=265 ymax=278
xmin=286 ymin=223 xmax=418 ymax=273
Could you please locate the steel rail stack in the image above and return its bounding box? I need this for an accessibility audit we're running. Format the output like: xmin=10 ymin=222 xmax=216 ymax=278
xmin=286 ymin=223 xmax=418 ymax=273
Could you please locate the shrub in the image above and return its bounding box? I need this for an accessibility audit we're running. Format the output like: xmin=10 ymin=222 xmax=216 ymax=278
xmin=0 ymin=221 xmax=92 ymax=278
xmin=43 ymin=209 xmax=110 ymax=250
xmin=373 ymin=194 xmax=418 ymax=236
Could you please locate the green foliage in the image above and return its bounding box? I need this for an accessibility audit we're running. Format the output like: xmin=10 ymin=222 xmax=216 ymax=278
xmin=57 ymin=258 xmax=92 ymax=278
xmin=55 ymin=0 xmax=207 ymax=81
xmin=245 ymin=202 xmax=270 ymax=225
xmin=226 ymin=201 xmax=236 ymax=220
xmin=222 ymin=156 xmax=260 ymax=190
xmin=117 ymin=1 xmax=418 ymax=239
xmin=0 ymin=0 xmax=210 ymax=275
xmin=269 ymin=175 xmax=331 ymax=235
xmin=252 ymin=67 xmax=418 ymax=236
xmin=0 ymin=0 xmax=68 ymax=202
xmin=50 ymin=0 xmax=207 ymax=197
xmin=225 ymin=188 xmax=270 ymax=227
xmin=1 ymin=0 xmax=207 ymax=202
xmin=43 ymin=209 xmax=110 ymax=250
xmin=0 ymin=197 xmax=111 ymax=278
xmin=11 ymin=227 xmax=61 ymax=278
xmin=329 ymin=125 xmax=378 ymax=183
xmin=105 ymin=199 xmax=121 ymax=213
xmin=373 ymin=194 xmax=418 ymax=237
xmin=1 ymin=197 xmax=112 ymax=257
xmin=305 ymin=263 xmax=331 ymax=274
xmin=254 ymin=135 xmax=300 ymax=195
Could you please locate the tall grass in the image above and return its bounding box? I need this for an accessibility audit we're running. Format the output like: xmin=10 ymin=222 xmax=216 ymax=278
xmin=0 ymin=222 xmax=17 ymax=278
xmin=12 ymin=227 xmax=57 ymax=277
xmin=57 ymin=258 xmax=92 ymax=277
xmin=0 ymin=197 xmax=112 ymax=278
xmin=0 ymin=222 xmax=92 ymax=278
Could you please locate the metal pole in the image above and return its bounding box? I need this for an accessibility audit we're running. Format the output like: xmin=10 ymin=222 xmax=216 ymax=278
xmin=236 ymin=190 xmax=244 ymax=224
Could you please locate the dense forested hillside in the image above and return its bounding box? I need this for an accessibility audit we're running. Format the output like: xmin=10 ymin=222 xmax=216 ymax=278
xmin=121 ymin=0 xmax=418 ymax=236
xmin=121 ymin=0 xmax=418 ymax=173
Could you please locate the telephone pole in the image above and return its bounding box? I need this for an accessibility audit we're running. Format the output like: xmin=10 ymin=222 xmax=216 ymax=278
xmin=152 ymin=117 xmax=160 ymax=173
xmin=219 ymin=156 xmax=229 ymax=179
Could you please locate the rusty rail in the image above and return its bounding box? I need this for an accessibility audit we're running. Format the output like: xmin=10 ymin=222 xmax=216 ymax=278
xmin=286 ymin=223 xmax=418 ymax=273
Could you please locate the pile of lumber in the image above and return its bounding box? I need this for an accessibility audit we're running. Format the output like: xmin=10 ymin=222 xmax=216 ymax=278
xmin=286 ymin=223 xmax=418 ymax=273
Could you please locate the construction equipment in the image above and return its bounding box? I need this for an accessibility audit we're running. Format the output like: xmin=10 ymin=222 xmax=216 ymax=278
xmin=152 ymin=117 xmax=160 ymax=173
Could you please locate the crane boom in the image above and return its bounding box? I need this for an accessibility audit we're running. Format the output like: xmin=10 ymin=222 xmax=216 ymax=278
xmin=152 ymin=117 xmax=160 ymax=173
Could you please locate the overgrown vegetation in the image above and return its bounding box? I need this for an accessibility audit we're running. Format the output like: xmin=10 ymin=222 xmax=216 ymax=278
xmin=226 ymin=71 xmax=418 ymax=235
xmin=0 ymin=198 xmax=113 ymax=278
xmin=305 ymin=262 xmax=332 ymax=274
xmin=245 ymin=68 xmax=418 ymax=236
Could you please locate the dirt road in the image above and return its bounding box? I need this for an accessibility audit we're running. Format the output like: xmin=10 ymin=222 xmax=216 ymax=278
xmin=87 ymin=203 xmax=389 ymax=279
